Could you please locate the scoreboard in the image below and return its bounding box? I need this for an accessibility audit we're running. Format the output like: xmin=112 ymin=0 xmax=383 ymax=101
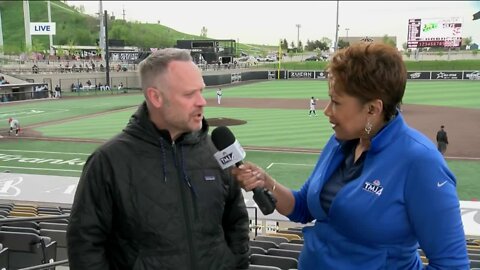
xmin=407 ymin=17 xmax=463 ymax=48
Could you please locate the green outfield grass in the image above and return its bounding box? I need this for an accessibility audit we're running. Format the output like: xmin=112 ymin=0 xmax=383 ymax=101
xmin=0 ymin=80 xmax=479 ymax=200
xmin=203 ymin=80 xmax=480 ymax=109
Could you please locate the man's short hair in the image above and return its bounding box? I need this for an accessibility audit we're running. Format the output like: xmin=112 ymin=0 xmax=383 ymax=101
xmin=138 ymin=48 xmax=193 ymax=91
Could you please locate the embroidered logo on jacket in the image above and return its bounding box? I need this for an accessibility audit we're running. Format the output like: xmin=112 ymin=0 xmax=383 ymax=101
xmin=204 ymin=175 xmax=216 ymax=181
xmin=363 ymin=179 xmax=383 ymax=196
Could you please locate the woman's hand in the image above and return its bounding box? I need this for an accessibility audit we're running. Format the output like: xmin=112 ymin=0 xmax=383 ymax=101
xmin=231 ymin=161 xmax=268 ymax=192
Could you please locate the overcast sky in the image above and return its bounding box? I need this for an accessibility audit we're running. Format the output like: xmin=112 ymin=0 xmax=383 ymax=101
xmin=67 ymin=1 xmax=480 ymax=48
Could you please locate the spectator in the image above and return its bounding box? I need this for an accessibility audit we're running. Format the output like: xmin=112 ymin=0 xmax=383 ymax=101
xmin=32 ymin=64 xmax=39 ymax=74
xmin=55 ymin=85 xmax=61 ymax=98
xmin=67 ymin=48 xmax=250 ymax=269
xmin=232 ymin=43 xmax=468 ymax=269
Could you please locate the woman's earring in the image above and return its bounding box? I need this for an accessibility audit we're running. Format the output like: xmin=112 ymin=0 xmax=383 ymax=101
xmin=365 ymin=120 xmax=373 ymax=135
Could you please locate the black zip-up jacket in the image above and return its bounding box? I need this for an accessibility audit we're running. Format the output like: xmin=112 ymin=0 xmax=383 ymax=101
xmin=67 ymin=102 xmax=250 ymax=270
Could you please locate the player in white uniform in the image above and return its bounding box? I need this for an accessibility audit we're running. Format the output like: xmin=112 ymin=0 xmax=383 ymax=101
xmin=309 ymin=96 xmax=318 ymax=116
xmin=216 ymin=88 xmax=222 ymax=104
xmin=8 ymin=118 xmax=20 ymax=136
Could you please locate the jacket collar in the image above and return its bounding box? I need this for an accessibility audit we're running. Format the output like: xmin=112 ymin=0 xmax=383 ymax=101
xmin=369 ymin=112 xmax=405 ymax=154
xmin=123 ymin=101 xmax=209 ymax=145
xmin=332 ymin=111 xmax=406 ymax=154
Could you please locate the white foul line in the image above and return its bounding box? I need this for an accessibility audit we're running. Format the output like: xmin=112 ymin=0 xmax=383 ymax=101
xmin=0 ymin=165 xmax=82 ymax=173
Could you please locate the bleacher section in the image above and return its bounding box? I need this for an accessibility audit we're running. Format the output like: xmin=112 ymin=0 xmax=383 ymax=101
xmin=249 ymin=228 xmax=480 ymax=269
xmin=0 ymin=172 xmax=480 ymax=269
xmin=0 ymin=202 xmax=70 ymax=269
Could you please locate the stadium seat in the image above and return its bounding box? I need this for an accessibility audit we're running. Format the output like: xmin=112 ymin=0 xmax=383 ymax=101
xmin=255 ymin=235 xmax=289 ymax=246
xmin=9 ymin=211 xmax=37 ymax=217
xmin=266 ymin=248 xmax=300 ymax=260
xmin=250 ymin=254 xmax=298 ymax=270
xmin=0 ymin=244 xmax=8 ymax=270
xmin=40 ymin=218 xmax=68 ymax=224
xmin=288 ymin=239 xmax=304 ymax=245
xmin=0 ymin=226 xmax=40 ymax=235
xmin=250 ymin=246 xmax=267 ymax=255
xmin=470 ymin=253 xmax=480 ymax=260
xmin=250 ymin=240 xmax=279 ymax=250
xmin=5 ymin=221 xmax=39 ymax=229
xmin=278 ymin=243 xmax=303 ymax=251
xmin=39 ymin=222 xmax=68 ymax=231
xmin=0 ymin=231 xmax=56 ymax=269
xmin=472 ymin=259 xmax=480 ymax=268
xmin=267 ymin=232 xmax=301 ymax=241
xmin=276 ymin=230 xmax=303 ymax=238
xmin=40 ymin=228 xmax=67 ymax=261
xmin=469 ymin=248 xmax=480 ymax=254
xmin=287 ymin=227 xmax=303 ymax=231
xmin=249 ymin=265 xmax=281 ymax=270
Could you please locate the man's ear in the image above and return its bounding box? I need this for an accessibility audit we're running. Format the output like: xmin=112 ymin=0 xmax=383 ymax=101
xmin=146 ymin=87 xmax=162 ymax=108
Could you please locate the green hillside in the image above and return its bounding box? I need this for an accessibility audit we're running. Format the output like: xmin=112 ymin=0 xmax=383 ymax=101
xmin=0 ymin=0 xmax=214 ymax=54
xmin=0 ymin=0 xmax=275 ymax=56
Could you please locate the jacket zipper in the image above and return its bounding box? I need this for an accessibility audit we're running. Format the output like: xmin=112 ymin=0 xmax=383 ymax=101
xmin=172 ymin=141 xmax=196 ymax=270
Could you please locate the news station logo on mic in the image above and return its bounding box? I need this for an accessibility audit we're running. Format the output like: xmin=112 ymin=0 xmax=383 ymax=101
xmin=214 ymin=140 xmax=246 ymax=169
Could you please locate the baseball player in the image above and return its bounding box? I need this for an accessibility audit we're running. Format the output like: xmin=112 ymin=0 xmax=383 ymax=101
xmin=309 ymin=96 xmax=318 ymax=116
xmin=8 ymin=118 xmax=20 ymax=136
xmin=216 ymin=88 xmax=222 ymax=104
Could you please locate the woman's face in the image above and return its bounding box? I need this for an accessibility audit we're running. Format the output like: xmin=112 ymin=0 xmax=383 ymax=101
xmin=323 ymin=81 xmax=370 ymax=141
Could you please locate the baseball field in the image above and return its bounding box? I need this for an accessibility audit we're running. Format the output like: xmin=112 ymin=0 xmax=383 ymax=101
xmin=0 ymin=80 xmax=479 ymax=200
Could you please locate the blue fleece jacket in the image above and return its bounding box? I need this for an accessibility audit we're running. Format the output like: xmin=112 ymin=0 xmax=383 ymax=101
xmin=287 ymin=113 xmax=469 ymax=269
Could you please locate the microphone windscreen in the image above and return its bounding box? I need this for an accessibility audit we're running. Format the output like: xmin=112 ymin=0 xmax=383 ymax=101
xmin=211 ymin=126 xmax=236 ymax=151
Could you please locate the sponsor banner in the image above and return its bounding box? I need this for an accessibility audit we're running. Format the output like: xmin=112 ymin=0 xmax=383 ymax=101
xmin=315 ymin=71 xmax=329 ymax=80
xmin=463 ymin=71 xmax=480 ymax=80
xmin=110 ymin=52 xmax=140 ymax=62
xmin=30 ymin=22 xmax=56 ymax=35
xmin=431 ymin=71 xmax=463 ymax=80
xmin=268 ymin=71 xmax=276 ymax=80
xmin=288 ymin=71 xmax=315 ymax=79
xmin=407 ymin=71 xmax=431 ymax=80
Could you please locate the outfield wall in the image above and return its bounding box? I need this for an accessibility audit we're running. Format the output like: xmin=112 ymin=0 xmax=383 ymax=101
xmin=16 ymin=69 xmax=480 ymax=91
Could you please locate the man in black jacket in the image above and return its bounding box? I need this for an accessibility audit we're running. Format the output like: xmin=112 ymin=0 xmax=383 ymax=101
xmin=436 ymin=125 xmax=449 ymax=155
xmin=67 ymin=48 xmax=250 ymax=269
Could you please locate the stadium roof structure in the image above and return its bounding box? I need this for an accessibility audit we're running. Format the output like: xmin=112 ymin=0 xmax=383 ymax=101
xmin=473 ymin=10 xmax=480 ymax=21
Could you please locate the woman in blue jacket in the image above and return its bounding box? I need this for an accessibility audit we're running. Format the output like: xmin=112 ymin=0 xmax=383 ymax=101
xmin=232 ymin=43 xmax=469 ymax=269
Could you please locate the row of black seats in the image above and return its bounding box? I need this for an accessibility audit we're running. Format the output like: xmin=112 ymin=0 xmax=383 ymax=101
xmin=0 ymin=203 xmax=70 ymax=269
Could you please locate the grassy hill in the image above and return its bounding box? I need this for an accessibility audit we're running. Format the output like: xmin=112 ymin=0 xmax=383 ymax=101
xmin=0 ymin=0 xmax=272 ymax=55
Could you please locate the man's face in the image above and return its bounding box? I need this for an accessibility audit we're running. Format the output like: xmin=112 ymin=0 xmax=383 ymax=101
xmin=158 ymin=61 xmax=206 ymax=139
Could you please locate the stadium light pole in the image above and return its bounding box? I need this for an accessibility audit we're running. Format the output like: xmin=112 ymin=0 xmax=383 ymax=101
xmin=0 ymin=9 xmax=3 ymax=56
xmin=23 ymin=0 xmax=32 ymax=51
xmin=47 ymin=1 xmax=53 ymax=55
xmin=99 ymin=0 xmax=105 ymax=60
xmin=104 ymin=10 xmax=110 ymax=89
xmin=295 ymin=24 xmax=301 ymax=51
xmin=334 ymin=0 xmax=340 ymax=52
xmin=345 ymin=28 xmax=350 ymax=41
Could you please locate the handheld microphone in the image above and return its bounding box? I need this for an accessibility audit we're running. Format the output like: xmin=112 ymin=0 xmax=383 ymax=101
xmin=211 ymin=126 xmax=277 ymax=215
